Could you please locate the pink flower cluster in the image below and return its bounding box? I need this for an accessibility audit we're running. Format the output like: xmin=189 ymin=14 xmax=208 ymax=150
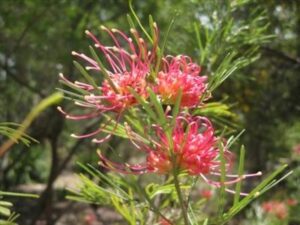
xmin=58 ymin=25 xmax=208 ymax=142
xmin=156 ymin=55 xmax=208 ymax=107
xmin=262 ymin=198 xmax=298 ymax=220
xmin=146 ymin=116 xmax=225 ymax=175
xmin=99 ymin=115 xmax=224 ymax=174
xmin=262 ymin=201 xmax=288 ymax=220
xmin=59 ymin=25 xmax=261 ymax=193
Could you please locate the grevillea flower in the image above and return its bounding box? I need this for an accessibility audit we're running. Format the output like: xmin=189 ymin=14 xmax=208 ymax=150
xmin=98 ymin=114 xmax=261 ymax=194
xmin=200 ymin=189 xmax=213 ymax=200
xmin=84 ymin=212 xmax=97 ymax=225
xmin=262 ymin=200 xmax=288 ymax=220
xmin=292 ymin=144 xmax=300 ymax=156
xmin=146 ymin=116 xmax=223 ymax=175
xmin=155 ymin=55 xmax=208 ymax=107
xmin=58 ymin=25 xmax=158 ymax=142
xmin=286 ymin=198 xmax=298 ymax=206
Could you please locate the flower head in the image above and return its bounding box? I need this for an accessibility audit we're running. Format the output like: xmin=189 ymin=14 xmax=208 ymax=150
xmin=156 ymin=55 xmax=208 ymax=107
xmin=147 ymin=116 xmax=222 ymax=175
xmin=58 ymin=25 xmax=158 ymax=142
xmin=68 ymin=26 xmax=158 ymax=111
xmin=98 ymin=114 xmax=261 ymax=194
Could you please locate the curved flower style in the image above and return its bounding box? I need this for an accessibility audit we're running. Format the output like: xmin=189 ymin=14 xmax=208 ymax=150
xmin=58 ymin=25 xmax=158 ymax=142
xmin=155 ymin=55 xmax=208 ymax=107
xmin=98 ymin=115 xmax=261 ymax=194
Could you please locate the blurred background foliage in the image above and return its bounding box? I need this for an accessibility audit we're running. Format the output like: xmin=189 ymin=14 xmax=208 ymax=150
xmin=0 ymin=0 xmax=299 ymax=224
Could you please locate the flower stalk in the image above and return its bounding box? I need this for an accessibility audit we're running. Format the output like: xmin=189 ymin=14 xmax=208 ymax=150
xmin=171 ymin=158 xmax=190 ymax=225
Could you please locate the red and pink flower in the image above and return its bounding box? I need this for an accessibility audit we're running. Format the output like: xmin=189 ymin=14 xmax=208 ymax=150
xmin=262 ymin=200 xmax=288 ymax=220
xmin=58 ymin=25 xmax=158 ymax=142
xmin=146 ymin=116 xmax=223 ymax=175
xmin=155 ymin=55 xmax=208 ymax=107
xmin=98 ymin=114 xmax=261 ymax=194
xmin=200 ymin=189 xmax=213 ymax=200
xmin=286 ymin=198 xmax=298 ymax=206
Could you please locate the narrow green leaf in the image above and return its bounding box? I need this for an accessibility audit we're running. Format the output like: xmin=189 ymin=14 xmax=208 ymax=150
xmin=202 ymin=218 xmax=208 ymax=225
xmin=111 ymin=195 xmax=134 ymax=225
xmin=171 ymin=88 xmax=182 ymax=127
xmin=7 ymin=212 xmax=19 ymax=223
xmin=223 ymin=164 xmax=288 ymax=224
xmin=147 ymin=87 xmax=166 ymax=126
xmin=124 ymin=116 xmax=143 ymax=134
xmin=128 ymin=189 xmax=136 ymax=225
xmin=160 ymin=15 xmax=176 ymax=58
xmin=187 ymin=203 xmax=197 ymax=225
xmin=0 ymin=191 xmax=38 ymax=199
xmin=65 ymin=195 xmax=94 ymax=204
xmin=0 ymin=201 xmax=12 ymax=207
xmin=218 ymin=141 xmax=227 ymax=216
xmin=73 ymin=61 xmax=99 ymax=91
xmin=0 ymin=122 xmax=22 ymax=127
xmin=259 ymin=170 xmax=293 ymax=195
xmin=83 ymin=163 xmax=131 ymax=199
xmin=89 ymin=46 xmax=118 ymax=93
xmin=126 ymin=14 xmax=136 ymax=30
xmin=227 ymin=129 xmax=245 ymax=149
xmin=233 ymin=145 xmax=245 ymax=206
xmin=194 ymin=23 xmax=205 ymax=64
xmin=128 ymin=0 xmax=152 ymax=43
xmin=0 ymin=206 xmax=10 ymax=217
xmin=149 ymin=15 xmax=155 ymax=37
xmin=129 ymin=88 xmax=157 ymax=122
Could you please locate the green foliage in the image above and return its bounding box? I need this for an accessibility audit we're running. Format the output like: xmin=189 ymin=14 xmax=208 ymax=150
xmin=0 ymin=191 xmax=38 ymax=225
xmin=68 ymin=159 xmax=290 ymax=225
xmin=0 ymin=92 xmax=63 ymax=158
xmin=192 ymin=1 xmax=272 ymax=91
xmin=67 ymin=163 xmax=146 ymax=225
xmin=0 ymin=199 xmax=13 ymax=218
xmin=0 ymin=0 xmax=299 ymax=224
xmin=193 ymin=102 xmax=239 ymax=131
xmin=0 ymin=123 xmax=36 ymax=147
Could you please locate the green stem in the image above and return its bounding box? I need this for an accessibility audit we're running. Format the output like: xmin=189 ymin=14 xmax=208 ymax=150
xmin=131 ymin=177 xmax=170 ymax=224
xmin=165 ymin=126 xmax=189 ymax=225
xmin=172 ymin=162 xmax=189 ymax=225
